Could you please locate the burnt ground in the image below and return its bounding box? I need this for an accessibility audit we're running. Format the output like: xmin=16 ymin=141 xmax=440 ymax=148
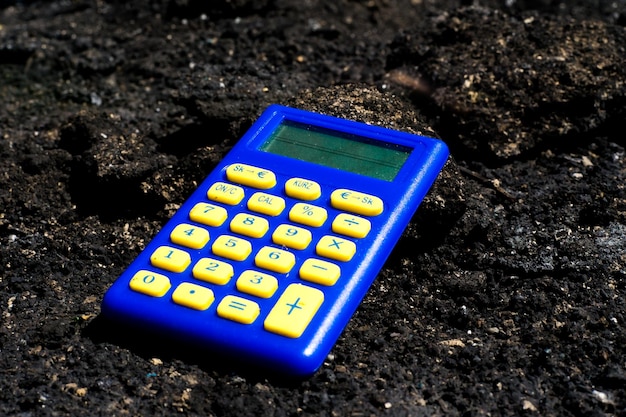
xmin=1 ymin=0 xmax=626 ymax=415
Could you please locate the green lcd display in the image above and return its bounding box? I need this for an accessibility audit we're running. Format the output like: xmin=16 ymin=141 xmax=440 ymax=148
xmin=259 ymin=120 xmax=412 ymax=181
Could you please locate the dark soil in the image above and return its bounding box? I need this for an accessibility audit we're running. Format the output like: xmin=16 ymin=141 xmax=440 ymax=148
xmin=1 ymin=1 xmax=625 ymax=416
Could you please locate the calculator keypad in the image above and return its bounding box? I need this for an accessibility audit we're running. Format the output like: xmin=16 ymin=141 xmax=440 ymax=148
xmin=133 ymin=163 xmax=382 ymax=339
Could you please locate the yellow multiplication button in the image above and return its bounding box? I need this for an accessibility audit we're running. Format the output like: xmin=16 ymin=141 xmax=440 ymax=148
xmin=315 ymin=235 xmax=356 ymax=262
xmin=150 ymin=246 xmax=192 ymax=273
xmin=331 ymin=213 xmax=371 ymax=239
xmin=285 ymin=178 xmax=321 ymax=200
xmin=207 ymin=182 xmax=245 ymax=205
xmin=247 ymin=192 xmax=285 ymax=216
xmin=264 ymin=284 xmax=324 ymax=338
xmin=299 ymin=258 xmax=341 ymax=286
xmin=330 ymin=189 xmax=383 ymax=216
xmin=129 ymin=270 xmax=171 ymax=297
xmin=226 ymin=163 xmax=276 ymax=189
xmin=217 ymin=295 xmax=260 ymax=324
xmin=189 ymin=202 xmax=228 ymax=227
xmin=172 ymin=282 xmax=214 ymax=310
xmin=192 ymin=257 xmax=234 ymax=285
xmin=289 ymin=203 xmax=327 ymax=227
xmin=229 ymin=213 xmax=269 ymax=238
xmin=272 ymin=224 xmax=312 ymax=250
xmin=170 ymin=223 xmax=210 ymax=249
xmin=236 ymin=270 xmax=278 ymax=298
xmin=255 ymin=246 xmax=296 ymax=274
xmin=212 ymin=235 xmax=252 ymax=261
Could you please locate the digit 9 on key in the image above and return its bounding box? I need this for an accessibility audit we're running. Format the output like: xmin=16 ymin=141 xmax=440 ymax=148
xmin=101 ymin=105 xmax=449 ymax=377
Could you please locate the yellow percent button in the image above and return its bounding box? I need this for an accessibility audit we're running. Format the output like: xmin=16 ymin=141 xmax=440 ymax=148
xmin=330 ymin=189 xmax=383 ymax=216
xmin=226 ymin=163 xmax=276 ymax=189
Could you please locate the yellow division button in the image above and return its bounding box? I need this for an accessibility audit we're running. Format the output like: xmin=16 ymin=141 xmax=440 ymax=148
xmin=264 ymin=284 xmax=324 ymax=338
xmin=285 ymin=178 xmax=321 ymax=200
xmin=331 ymin=213 xmax=371 ymax=239
xmin=129 ymin=270 xmax=171 ymax=297
xmin=207 ymin=182 xmax=245 ymax=205
xmin=217 ymin=295 xmax=260 ymax=324
xmin=330 ymin=189 xmax=383 ymax=216
xmin=172 ymin=282 xmax=214 ymax=310
xmin=226 ymin=163 xmax=276 ymax=189
xmin=150 ymin=246 xmax=192 ymax=273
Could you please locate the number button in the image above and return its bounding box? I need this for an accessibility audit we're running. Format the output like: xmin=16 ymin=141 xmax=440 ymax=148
xmin=150 ymin=246 xmax=192 ymax=273
xmin=230 ymin=213 xmax=269 ymax=238
xmin=315 ymin=236 xmax=356 ymax=262
xmin=247 ymin=192 xmax=285 ymax=216
xmin=172 ymin=282 xmax=215 ymax=310
xmin=129 ymin=270 xmax=171 ymax=297
xmin=207 ymin=182 xmax=245 ymax=205
xmin=170 ymin=223 xmax=210 ymax=249
xmin=299 ymin=258 xmax=341 ymax=286
xmin=189 ymin=203 xmax=228 ymax=227
xmin=272 ymin=224 xmax=312 ymax=250
xmin=226 ymin=163 xmax=276 ymax=189
xmin=285 ymin=178 xmax=321 ymax=200
xmin=264 ymin=284 xmax=324 ymax=338
xmin=217 ymin=295 xmax=260 ymax=324
xmin=192 ymin=258 xmax=234 ymax=285
xmin=289 ymin=203 xmax=327 ymax=227
xmin=236 ymin=270 xmax=278 ymax=298
xmin=212 ymin=235 xmax=252 ymax=261
xmin=331 ymin=213 xmax=371 ymax=238
xmin=330 ymin=189 xmax=383 ymax=216
xmin=255 ymin=246 xmax=296 ymax=274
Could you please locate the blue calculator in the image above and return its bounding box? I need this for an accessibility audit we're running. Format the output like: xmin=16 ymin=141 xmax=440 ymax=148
xmin=101 ymin=105 xmax=449 ymax=376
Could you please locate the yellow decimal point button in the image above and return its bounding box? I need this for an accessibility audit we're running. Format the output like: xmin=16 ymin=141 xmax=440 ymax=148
xmin=207 ymin=182 xmax=245 ymax=205
xmin=285 ymin=178 xmax=321 ymax=200
xmin=330 ymin=189 xmax=383 ymax=216
xmin=226 ymin=163 xmax=276 ymax=189
xmin=289 ymin=203 xmax=327 ymax=227
xmin=150 ymin=246 xmax=192 ymax=273
xmin=331 ymin=213 xmax=371 ymax=239
xmin=129 ymin=270 xmax=171 ymax=297
xmin=189 ymin=203 xmax=228 ymax=227
xmin=172 ymin=282 xmax=214 ymax=310
xmin=254 ymin=246 xmax=296 ymax=274
xmin=315 ymin=235 xmax=356 ymax=262
xmin=299 ymin=258 xmax=341 ymax=286
xmin=264 ymin=284 xmax=324 ymax=338
xmin=170 ymin=223 xmax=210 ymax=249
xmin=192 ymin=258 xmax=234 ymax=285
xmin=211 ymin=235 xmax=252 ymax=261
xmin=247 ymin=192 xmax=285 ymax=216
xmin=217 ymin=295 xmax=260 ymax=324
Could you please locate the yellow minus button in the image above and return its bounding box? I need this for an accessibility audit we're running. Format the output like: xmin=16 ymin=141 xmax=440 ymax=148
xmin=264 ymin=284 xmax=324 ymax=338
xmin=330 ymin=189 xmax=383 ymax=216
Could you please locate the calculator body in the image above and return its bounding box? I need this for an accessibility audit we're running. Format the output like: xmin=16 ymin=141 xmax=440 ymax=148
xmin=102 ymin=105 xmax=449 ymax=377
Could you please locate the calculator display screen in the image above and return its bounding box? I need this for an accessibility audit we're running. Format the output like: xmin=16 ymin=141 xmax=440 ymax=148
xmin=260 ymin=120 xmax=412 ymax=181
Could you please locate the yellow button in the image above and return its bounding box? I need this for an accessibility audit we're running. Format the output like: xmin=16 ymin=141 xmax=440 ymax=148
xmin=289 ymin=203 xmax=327 ymax=227
xmin=272 ymin=224 xmax=312 ymax=250
xmin=172 ymin=282 xmax=214 ymax=310
xmin=247 ymin=192 xmax=285 ymax=216
xmin=254 ymin=246 xmax=296 ymax=274
xmin=150 ymin=246 xmax=192 ymax=273
xmin=315 ymin=235 xmax=356 ymax=262
xmin=285 ymin=178 xmax=321 ymax=200
xmin=129 ymin=270 xmax=171 ymax=297
xmin=217 ymin=295 xmax=260 ymax=324
xmin=236 ymin=270 xmax=278 ymax=298
xmin=192 ymin=257 xmax=234 ymax=285
xmin=229 ymin=213 xmax=269 ymax=238
xmin=189 ymin=202 xmax=228 ymax=227
xmin=299 ymin=258 xmax=341 ymax=286
xmin=331 ymin=213 xmax=371 ymax=239
xmin=330 ymin=189 xmax=383 ymax=216
xmin=207 ymin=182 xmax=245 ymax=205
xmin=212 ymin=235 xmax=252 ymax=261
xmin=226 ymin=163 xmax=276 ymax=189
xmin=264 ymin=284 xmax=324 ymax=338
xmin=170 ymin=223 xmax=210 ymax=249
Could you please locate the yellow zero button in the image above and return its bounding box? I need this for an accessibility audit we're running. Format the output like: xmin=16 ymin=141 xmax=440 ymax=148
xmin=330 ymin=189 xmax=383 ymax=216
xmin=226 ymin=163 xmax=276 ymax=189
